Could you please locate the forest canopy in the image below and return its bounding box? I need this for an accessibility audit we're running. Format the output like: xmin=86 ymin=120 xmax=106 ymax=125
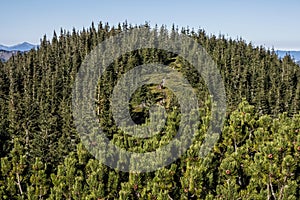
xmin=0 ymin=21 xmax=299 ymax=199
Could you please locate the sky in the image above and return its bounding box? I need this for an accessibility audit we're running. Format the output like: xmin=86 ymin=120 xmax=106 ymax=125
xmin=1 ymin=0 xmax=300 ymax=50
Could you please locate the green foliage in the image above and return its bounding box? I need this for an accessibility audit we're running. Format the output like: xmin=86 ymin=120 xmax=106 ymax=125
xmin=0 ymin=21 xmax=299 ymax=199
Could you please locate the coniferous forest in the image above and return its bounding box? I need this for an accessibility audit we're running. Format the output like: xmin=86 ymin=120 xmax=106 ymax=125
xmin=0 ymin=21 xmax=300 ymax=199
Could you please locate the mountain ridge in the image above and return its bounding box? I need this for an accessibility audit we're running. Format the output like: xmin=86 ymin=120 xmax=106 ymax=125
xmin=0 ymin=42 xmax=37 ymax=62
xmin=0 ymin=42 xmax=37 ymax=52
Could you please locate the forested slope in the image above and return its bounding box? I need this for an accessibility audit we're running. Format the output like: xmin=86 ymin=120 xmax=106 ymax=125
xmin=0 ymin=22 xmax=299 ymax=199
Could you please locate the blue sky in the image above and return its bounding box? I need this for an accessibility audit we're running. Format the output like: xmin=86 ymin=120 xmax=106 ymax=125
xmin=1 ymin=0 xmax=300 ymax=50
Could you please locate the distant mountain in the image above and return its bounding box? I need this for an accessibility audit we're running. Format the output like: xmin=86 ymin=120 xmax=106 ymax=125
xmin=0 ymin=42 xmax=37 ymax=62
xmin=275 ymin=50 xmax=300 ymax=62
xmin=0 ymin=42 xmax=37 ymax=52
xmin=0 ymin=44 xmax=10 ymax=51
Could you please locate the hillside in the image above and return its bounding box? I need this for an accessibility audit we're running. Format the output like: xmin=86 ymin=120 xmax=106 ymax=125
xmin=0 ymin=50 xmax=18 ymax=62
xmin=0 ymin=22 xmax=299 ymax=199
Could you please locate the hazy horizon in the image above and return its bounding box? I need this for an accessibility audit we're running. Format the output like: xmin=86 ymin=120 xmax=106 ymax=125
xmin=1 ymin=0 xmax=300 ymax=50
